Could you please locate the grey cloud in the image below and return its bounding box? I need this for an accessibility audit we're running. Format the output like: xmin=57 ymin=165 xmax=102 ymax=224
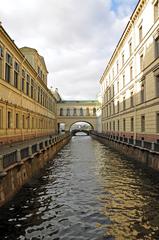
xmin=0 ymin=0 xmax=138 ymax=99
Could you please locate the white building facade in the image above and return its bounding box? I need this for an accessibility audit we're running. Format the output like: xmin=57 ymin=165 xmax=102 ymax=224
xmin=100 ymin=0 xmax=159 ymax=142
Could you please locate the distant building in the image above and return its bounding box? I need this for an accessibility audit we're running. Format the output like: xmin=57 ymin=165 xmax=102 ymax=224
xmin=57 ymin=100 xmax=100 ymax=131
xmin=0 ymin=24 xmax=58 ymax=144
xmin=100 ymin=0 xmax=159 ymax=142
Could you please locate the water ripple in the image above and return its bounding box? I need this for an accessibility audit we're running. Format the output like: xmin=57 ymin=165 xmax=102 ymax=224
xmin=1 ymin=136 xmax=159 ymax=239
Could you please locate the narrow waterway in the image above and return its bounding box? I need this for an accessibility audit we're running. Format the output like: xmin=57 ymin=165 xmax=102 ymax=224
xmin=1 ymin=136 xmax=159 ymax=240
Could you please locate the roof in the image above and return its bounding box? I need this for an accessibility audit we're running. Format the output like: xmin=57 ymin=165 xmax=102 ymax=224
xmin=100 ymin=0 xmax=145 ymax=83
xmin=60 ymin=100 xmax=100 ymax=105
xmin=20 ymin=47 xmax=48 ymax=73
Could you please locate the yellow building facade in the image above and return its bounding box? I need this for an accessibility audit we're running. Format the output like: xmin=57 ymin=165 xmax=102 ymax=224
xmin=57 ymin=100 xmax=100 ymax=131
xmin=100 ymin=0 xmax=159 ymax=142
xmin=0 ymin=24 xmax=58 ymax=144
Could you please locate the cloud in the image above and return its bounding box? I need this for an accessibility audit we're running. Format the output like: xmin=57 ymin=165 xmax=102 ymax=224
xmin=0 ymin=0 xmax=138 ymax=100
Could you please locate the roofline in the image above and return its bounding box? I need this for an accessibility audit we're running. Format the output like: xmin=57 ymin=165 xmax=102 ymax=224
xmin=20 ymin=46 xmax=49 ymax=73
xmin=100 ymin=0 xmax=145 ymax=84
xmin=60 ymin=100 xmax=99 ymax=102
xmin=0 ymin=24 xmax=54 ymax=98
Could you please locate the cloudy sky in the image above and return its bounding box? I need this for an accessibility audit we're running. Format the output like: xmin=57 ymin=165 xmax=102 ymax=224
xmin=0 ymin=0 xmax=138 ymax=100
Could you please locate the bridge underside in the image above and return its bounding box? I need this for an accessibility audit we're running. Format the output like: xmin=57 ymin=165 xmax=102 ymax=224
xmin=71 ymin=129 xmax=90 ymax=136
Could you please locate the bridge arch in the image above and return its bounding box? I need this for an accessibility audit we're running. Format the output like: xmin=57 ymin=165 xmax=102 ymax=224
xmin=70 ymin=121 xmax=93 ymax=136
xmin=57 ymin=118 xmax=97 ymax=132
xmin=69 ymin=120 xmax=94 ymax=131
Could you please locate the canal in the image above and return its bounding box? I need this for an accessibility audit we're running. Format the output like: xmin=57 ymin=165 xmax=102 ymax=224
xmin=1 ymin=136 xmax=159 ymax=239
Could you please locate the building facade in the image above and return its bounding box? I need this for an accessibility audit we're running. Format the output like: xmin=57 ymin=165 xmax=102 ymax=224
xmin=100 ymin=0 xmax=159 ymax=142
xmin=0 ymin=24 xmax=58 ymax=144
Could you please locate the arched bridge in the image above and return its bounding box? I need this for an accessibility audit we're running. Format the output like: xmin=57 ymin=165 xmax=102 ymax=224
xmin=71 ymin=129 xmax=90 ymax=136
xmin=57 ymin=100 xmax=100 ymax=132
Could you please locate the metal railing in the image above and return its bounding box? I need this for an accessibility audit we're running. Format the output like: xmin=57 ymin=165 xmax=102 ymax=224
xmin=0 ymin=133 xmax=70 ymax=173
xmin=91 ymin=131 xmax=159 ymax=153
xmin=135 ymin=139 xmax=142 ymax=147
xmin=154 ymin=143 xmax=159 ymax=152
xmin=21 ymin=147 xmax=29 ymax=159
xmin=143 ymin=141 xmax=152 ymax=150
xmin=32 ymin=144 xmax=37 ymax=154
xmin=3 ymin=151 xmax=17 ymax=169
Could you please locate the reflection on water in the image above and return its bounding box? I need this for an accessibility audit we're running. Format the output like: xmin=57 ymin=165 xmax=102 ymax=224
xmin=1 ymin=136 xmax=159 ymax=239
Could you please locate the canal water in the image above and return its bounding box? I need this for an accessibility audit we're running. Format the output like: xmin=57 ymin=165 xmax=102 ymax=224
xmin=1 ymin=136 xmax=159 ymax=240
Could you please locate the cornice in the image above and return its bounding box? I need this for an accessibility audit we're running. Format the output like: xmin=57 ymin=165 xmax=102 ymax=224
xmin=100 ymin=0 xmax=147 ymax=83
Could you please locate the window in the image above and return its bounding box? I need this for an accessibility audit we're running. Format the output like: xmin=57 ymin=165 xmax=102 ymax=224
xmin=155 ymin=37 xmax=159 ymax=58
xmin=131 ymin=117 xmax=134 ymax=132
xmin=5 ymin=53 xmax=12 ymax=83
xmin=117 ymin=101 xmax=119 ymax=113
xmin=60 ymin=108 xmax=63 ymax=116
xmin=112 ymin=84 xmax=114 ymax=97
xmin=123 ymin=97 xmax=126 ymax=110
xmin=140 ymin=54 xmax=144 ymax=71
xmin=117 ymin=120 xmax=120 ymax=131
xmin=109 ymin=88 xmax=111 ymax=100
xmin=73 ymin=108 xmax=77 ymax=116
xmin=109 ymin=122 xmax=111 ymax=131
xmin=122 ymin=52 xmax=125 ymax=66
xmin=0 ymin=46 xmax=3 ymax=79
xmin=130 ymin=91 xmax=134 ymax=107
xmin=38 ymin=66 xmax=42 ymax=79
xmin=14 ymin=62 xmax=19 ymax=88
xmin=113 ymin=121 xmax=115 ymax=131
xmin=0 ymin=46 xmax=3 ymax=58
xmin=130 ymin=66 xmax=133 ymax=81
xmin=113 ymin=101 xmax=115 ymax=114
xmin=22 ymin=70 xmax=25 ymax=92
xmin=67 ymin=108 xmax=70 ymax=116
xmin=16 ymin=113 xmax=19 ymax=129
xmin=117 ymin=61 xmax=119 ymax=73
xmin=38 ymin=87 xmax=40 ymax=103
xmin=26 ymin=74 xmax=30 ymax=96
xmin=139 ymin=24 xmax=143 ymax=43
xmin=27 ymin=115 xmax=30 ymax=129
xmin=141 ymin=83 xmax=145 ymax=103
xmin=93 ymin=108 xmax=96 ymax=116
xmin=7 ymin=111 xmax=11 ymax=129
xmin=31 ymin=79 xmax=34 ymax=99
xmin=109 ymin=104 xmax=111 ymax=116
xmin=40 ymin=89 xmax=42 ymax=104
xmin=157 ymin=113 xmax=159 ymax=133
xmin=80 ymin=108 xmax=83 ymax=116
xmin=123 ymin=119 xmax=126 ymax=131
xmin=154 ymin=0 xmax=159 ymax=22
xmin=129 ymin=41 xmax=132 ymax=56
xmin=117 ymin=80 xmax=119 ymax=93
xmin=141 ymin=115 xmax=145 ymax=132
xmin=123 ymin=74 xmax=125 ymax=88
xmin=0 ymin=109 xmax=2 ymax=129
xmin=32 ymin=117 xmax=34 ymax=129
xmin=0 ymin=58 xmax=2 ymax=79
xmin=22 ymin=115 xmax=25 ymax=129
xmin=156 ymin=75 xmax=159 ymax=97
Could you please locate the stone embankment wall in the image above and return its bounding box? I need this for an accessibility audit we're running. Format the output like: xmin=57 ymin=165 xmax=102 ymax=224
xmin=91 ymin=132 xmax=159 ymax=171
xmin=0 ymin=134 xmax=71 ymax=207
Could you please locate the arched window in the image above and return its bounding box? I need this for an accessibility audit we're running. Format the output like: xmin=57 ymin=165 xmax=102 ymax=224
xmin=60 ymin=108 xmax=63 ymax=116
xmin=66 ymin=108 xmax=70 ymax=116
xmin=93 ymin=108 xmax=96 ymax=116
xmin=80 ymin=108 xmax=83 ymax=116
xmin=73 ymin=108 xmax=77 ymax=116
